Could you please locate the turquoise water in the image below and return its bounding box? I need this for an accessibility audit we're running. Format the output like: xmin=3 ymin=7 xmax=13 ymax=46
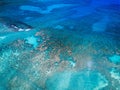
xmin=0 ymin=0 xmax=120 ymax=90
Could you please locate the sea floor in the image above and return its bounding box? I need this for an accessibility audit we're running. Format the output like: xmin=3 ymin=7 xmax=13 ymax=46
xmin=0 ymin=0 xmax=120 ymax=90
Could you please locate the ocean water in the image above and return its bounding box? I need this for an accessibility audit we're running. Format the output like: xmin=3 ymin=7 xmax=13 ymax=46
xmin=0 ymin=0 xmax=120 ymax=90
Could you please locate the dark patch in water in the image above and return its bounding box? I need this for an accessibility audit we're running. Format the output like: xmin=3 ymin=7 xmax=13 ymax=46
xmin=95 ymin=4 xmax=120 ymax=14
xmin=0 ymin=1 xmax=9 ymax=6
xmin=0 ymin=16 xmax=33 ymax=32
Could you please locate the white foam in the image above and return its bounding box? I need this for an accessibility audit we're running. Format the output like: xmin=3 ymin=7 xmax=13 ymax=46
xmin=18 ymin=28 xmax=24 ymax=31
xmin=25 ymin=28 xmax=31 ymax=31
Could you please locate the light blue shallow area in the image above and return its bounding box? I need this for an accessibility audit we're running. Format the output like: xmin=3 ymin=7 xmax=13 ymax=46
xmin=46 ymin=70 xmax=108 ymax=90
xmin=109 ymin=55 xmax=120 ymax=64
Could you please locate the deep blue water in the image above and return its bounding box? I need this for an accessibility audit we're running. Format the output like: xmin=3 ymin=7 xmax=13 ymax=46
xmin=0 ymin=0 xmax=120 ymax=90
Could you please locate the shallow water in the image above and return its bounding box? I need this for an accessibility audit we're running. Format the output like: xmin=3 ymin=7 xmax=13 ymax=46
xmin=0 ymin=0 xmax=120 ymax=90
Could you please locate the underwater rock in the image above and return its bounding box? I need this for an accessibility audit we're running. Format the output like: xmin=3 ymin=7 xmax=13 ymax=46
xmin=0 ymin=17 xmax=36 ymax=46
xmin=0 ymin=17 xmax=33 ymax=32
